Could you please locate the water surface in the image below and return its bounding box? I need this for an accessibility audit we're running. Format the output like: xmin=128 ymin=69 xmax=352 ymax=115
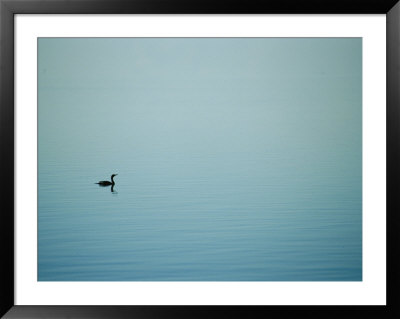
xmin=38 ymin=38 xmax=362 ymax=281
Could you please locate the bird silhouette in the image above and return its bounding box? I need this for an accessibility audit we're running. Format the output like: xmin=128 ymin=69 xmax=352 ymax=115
xmin=96 ymin=174 xmax=118 ymax=186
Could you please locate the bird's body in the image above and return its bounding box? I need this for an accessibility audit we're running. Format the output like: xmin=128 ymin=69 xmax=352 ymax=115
xmin=97 ymin=180 xmax=113 ymax=186
xmin=96 ymin=174 xmax=118 ymax=186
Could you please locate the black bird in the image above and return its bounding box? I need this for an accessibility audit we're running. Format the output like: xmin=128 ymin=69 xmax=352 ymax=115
xmin=96 ymin=174 xmax=118 ymax=186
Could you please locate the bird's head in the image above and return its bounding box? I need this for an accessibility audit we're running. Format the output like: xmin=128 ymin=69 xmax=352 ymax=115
xmin=111 ymin=174 xmax=118 ymax=178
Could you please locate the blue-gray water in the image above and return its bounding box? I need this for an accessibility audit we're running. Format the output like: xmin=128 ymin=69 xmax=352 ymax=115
xmin=38 ymin=38 xmax=362 ymax=281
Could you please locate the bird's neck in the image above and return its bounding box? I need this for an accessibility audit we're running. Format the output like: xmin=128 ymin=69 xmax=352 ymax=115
xmin=111 ymin=176 xmax=115 ymax=184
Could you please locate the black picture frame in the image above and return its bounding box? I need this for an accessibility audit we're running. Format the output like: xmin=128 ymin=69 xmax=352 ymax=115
xmin=1 ymin=0 xmax=399 ymax=318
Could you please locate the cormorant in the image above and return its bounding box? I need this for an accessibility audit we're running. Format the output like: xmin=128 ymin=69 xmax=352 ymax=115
xmin=96 ymin=174 xmax=118 ymax=186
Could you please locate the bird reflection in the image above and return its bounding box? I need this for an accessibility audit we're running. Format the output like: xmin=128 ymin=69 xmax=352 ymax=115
xmin=111 ymin=185 xmax=117 ymax=194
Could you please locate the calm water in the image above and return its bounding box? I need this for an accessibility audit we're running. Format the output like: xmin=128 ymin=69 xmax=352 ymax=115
xmin=38 ymin=38 xmax=362 ymax=281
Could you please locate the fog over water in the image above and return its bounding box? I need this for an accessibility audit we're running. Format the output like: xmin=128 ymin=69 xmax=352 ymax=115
xmin=38 ymin=38 xmax=362 ymax=281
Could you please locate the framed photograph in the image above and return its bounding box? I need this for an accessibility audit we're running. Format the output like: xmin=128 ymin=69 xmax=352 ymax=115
xmin=1 ymin=0 xmax=399 ymax=318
